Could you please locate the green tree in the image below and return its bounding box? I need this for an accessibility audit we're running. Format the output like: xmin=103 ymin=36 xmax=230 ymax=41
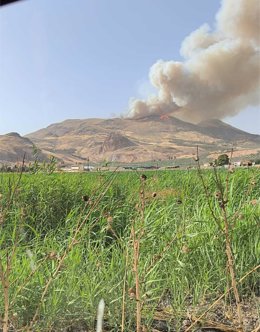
xmin=215 ymin=154 xmax=229 ymax=166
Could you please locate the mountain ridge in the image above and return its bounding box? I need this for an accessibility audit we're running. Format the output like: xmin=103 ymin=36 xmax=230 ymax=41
xmin=0 ymin=132 xmax=48 ymax=163
xmin=1 ymin=116 xmax=259 ymax=164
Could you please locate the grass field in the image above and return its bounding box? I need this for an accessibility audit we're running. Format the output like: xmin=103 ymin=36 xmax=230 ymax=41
xmin=0 ymin=168 xmax=259 ymax=331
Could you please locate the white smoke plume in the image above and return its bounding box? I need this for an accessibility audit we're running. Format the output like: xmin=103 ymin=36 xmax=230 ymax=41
xmin=128 ymin=0 xmax=260 ymax=122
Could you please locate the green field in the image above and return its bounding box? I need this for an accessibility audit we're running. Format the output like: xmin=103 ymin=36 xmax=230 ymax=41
xmin=0 ymin=168 xmax=259 ymax=331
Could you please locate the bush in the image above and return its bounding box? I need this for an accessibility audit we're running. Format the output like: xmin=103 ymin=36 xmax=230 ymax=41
xmin=215 ymin=153 xmax=229 ymax=166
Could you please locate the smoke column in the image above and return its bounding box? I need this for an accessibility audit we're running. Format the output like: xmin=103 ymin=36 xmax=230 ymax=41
xmin=128 ymin=0 xmax=260 ymax=122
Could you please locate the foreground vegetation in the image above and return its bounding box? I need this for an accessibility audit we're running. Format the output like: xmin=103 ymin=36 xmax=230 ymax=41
xmin=0 ymin=167 xmax=259 ymax=331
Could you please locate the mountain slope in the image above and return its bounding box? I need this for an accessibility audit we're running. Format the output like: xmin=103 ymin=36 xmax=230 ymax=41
xmin=24 ymin=115 xmax=260 ymax=163
xmin=198 ymin=119 xmax=260 ymax=142
xmin=0 ymin=132 xmax=47 ymax=163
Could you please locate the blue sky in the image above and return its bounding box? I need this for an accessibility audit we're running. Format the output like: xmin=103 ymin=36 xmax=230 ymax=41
xmin=0 ymin=0 xmax=259 ymax=135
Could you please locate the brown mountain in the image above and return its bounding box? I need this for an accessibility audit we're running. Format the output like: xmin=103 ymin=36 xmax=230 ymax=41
xmin=21 ymin=115 xmax=260 ymax=163
xmin=0 ymin=132 xmax=48 ymax=163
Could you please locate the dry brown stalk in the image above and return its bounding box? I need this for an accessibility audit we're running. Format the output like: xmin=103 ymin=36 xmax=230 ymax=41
xmin=252 ymin=324 xmax=260 ymax=332
xmin=131 ymin=175 xmax=146 ymax=332
xmin=225 ymin=148 xmax=234 ymax=199
xmin=184 ymin=264 xmax=259 ymax=332
xmin=133 ymin=238 xmax=141 ymax=332
xmin=213 ymin=168 xmax=243 ymax=331
xmin=191 ymin=316 xmax=239 ymax=332
xmin=0 ymin=222 xmax=19 ymax=332
xmin=195 ymin=146 xmax=222 ymax=230
xmin=0 ymin=259 xmax=9 ymax=332
xmin=24 ymin=171 xmax=118 ymax=331
xmin=121 ymin=247 xmax=129 ymax=332
xmin=0 ymin=159 xmax=26 ymax=332
xmin=195 ymin=147 xmax=244 ymax=331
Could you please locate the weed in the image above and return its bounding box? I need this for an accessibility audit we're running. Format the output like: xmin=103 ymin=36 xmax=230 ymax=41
xmin=0 ymin=168 xmax=259 ymax=331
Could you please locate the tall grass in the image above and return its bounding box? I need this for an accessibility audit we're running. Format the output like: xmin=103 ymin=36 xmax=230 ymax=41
xmin=0 ymin=169 xmax=259 ymax=330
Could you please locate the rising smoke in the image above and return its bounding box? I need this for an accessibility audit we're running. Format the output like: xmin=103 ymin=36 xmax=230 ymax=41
xmin=128 ymin=0 xmax=260 ymax=122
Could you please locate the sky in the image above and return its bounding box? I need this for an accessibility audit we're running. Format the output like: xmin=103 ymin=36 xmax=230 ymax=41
xmin=0 ymin=0 xmax=259 ymax=135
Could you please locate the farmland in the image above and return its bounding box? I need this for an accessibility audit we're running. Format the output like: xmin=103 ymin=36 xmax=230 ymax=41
xmin=0 ymin=168 xmax=259 ymax=331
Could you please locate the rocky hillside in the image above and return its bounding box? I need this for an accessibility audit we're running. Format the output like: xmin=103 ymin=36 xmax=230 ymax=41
xmin=1 ymin=116 xmax=259 ymax=164
xmin=21 ymin=115 xmax=260 ymax=163
xmin=0 ymin=132 xmax=47 ymax=163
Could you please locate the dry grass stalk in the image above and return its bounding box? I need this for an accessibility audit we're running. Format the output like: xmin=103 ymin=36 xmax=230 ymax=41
xmin=131 ymin=175 xmax=146 ymax=332
xmin=213 ymin=166 xmax=244 ymax=331
xmin=121 ymin=247 xmax=129 ymax=332
xmin=191 ymin=316 xmax=241 ymax=332
xmin=252 ymin=324 xmax=260 ymax=332
xmin=0 ymin=259 xmax=9 ymax=332
xmin=133 ymin=238 xmax=141 ymax=332
xmin=184 ymin=264 xmax=259 ymax=332
xmin=0 ymin=158 xmax=25 ymax=332
xmin=195 ymin=147 xmax=243 ymax=331
xmin=195 ymin=146 xmax=222 ymax=230
xmin=24 ymin=171 xmax=118 ymax=331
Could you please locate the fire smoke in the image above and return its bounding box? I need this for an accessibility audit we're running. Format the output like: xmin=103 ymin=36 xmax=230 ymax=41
xmin=128 ymin=0 xmax=260 ymax=122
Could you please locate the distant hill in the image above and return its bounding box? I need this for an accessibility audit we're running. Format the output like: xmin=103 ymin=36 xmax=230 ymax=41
xmin=19 ymin=115 xmax=260 ymax=164
xmin=198 ymin=119 xmax=260 ymax=141
xmin=0 ymin=132 xmax=47 ymax=163
xmin=1 ymin=116 xmax=259 ymax=164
